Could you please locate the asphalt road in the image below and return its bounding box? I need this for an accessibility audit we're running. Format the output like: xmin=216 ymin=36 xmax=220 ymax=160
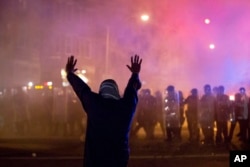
xmin=0 ymin=156 xmax=229 ymax=167
xmin=0 ymin=124 xmax=249 ymax=167
xmin=0 ymin=136 xmax=248 ymax=167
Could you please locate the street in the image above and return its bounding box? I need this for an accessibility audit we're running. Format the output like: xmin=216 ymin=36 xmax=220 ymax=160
xmin=0 ymin=124 xmax=249 ymax=167
xmin=0 ymin=155 xmax=229 ymax=167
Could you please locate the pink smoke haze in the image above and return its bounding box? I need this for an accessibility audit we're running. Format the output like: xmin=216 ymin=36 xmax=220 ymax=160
xmin=1 ymin=0 xmax=250 ymax=96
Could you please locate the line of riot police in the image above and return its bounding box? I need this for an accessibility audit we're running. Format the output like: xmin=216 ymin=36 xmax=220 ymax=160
xmin=0 ymin=86 xmax=86 ymax=139
xmin=1 ymin=84 xmax=249 ymax=144
xmin=130 ymin=84 xmax=250 ymax=145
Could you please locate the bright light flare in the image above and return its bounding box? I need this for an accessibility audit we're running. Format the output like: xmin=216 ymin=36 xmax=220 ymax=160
xmin=141 ymin=14 xmax=149 ymax=22
xmin=61 ymin=69 xmax=67 ymax=79
xmin=229 ymin=95 xmax=235 ymax=101
xmin=28 ymin=81 xmax=33 ymax=87
xmin=209 ymin=43 xmax=215 ymax=50
xmin=46 ymin=81 xmax=53 ymax=86
xmin=35 ymin=85 xmax=44 ymax=89
xmin=204 ymin=18 xmax=210 ymax=24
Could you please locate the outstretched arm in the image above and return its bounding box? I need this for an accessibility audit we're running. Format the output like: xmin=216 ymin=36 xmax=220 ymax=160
xmin=126 ymin=54 xmax=142 ymax=90
xmin=66 ymin=56 xmax=91 ymax=101
xmin=123 ymin=55 xmax=142 ymax=105
xmin=126 ymin=54 xmax=142 ymax=74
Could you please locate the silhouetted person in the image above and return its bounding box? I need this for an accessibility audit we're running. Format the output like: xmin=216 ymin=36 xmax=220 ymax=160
xmin=237 ymin=87 xmax=249 ymax=142
xmin=228 ymin=93 xmax=241 ymax=142
xmin=215 ymin=85 xmax=230 ymax=144
xmin=140 ymin=89 xmax=157 ymax=139
xmin=67 ymin=90 xmax=85 ymax=136
xmin=178 ymin=90 xmax=185 ymax=140
xmin=164 ymin=85 xmax=181 ymax=142
xmin=0 ymin=89 xmax=14 ymax=135
xmin=199 ymin=84 xmax=216 ymax=144
xmin=66 ymin=55 xmax=142 ymax=167
xmin=130 ymin=89 xmax=146 ymax=139
xmin=154 ymin=90 xmax=165 ymax=137
xmin=185 ymin=88 xmax=199 ymax=142
xmin=12 ymin=87 xmax=29 ymax=135
xmin=52 ymin=87 xmax=67 ymax=136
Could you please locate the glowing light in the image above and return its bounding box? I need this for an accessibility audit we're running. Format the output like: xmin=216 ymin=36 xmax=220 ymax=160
xmin=28 ymin=82 xmax=33 ymax=87
xmin=209 ymin=43 xmax=215 ymax=50
xmin=46 ymin=81 xmax=53 ymax=86
xmin=204 ymin=18 xmax=210 ymax=24
xmin=141 ymin=14 xmax=149 ymax=22
xmin=229 ymin=95 xmax=235 ymax=101
xmin=35 ymin=85 xmax=44 ymax=89
xmin=22 ymin=86 xmax=27 ymax=91
xmin=61 ymin=69 xmax=67 ymax=79
xmin=62 ymin=81 xmax=69 ymax=87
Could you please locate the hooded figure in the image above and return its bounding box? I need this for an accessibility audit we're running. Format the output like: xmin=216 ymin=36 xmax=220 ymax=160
xmin=99 ymin=79 xmax=121 ymax=100
xmin=66 ymin=55 xmax=142 ymax=167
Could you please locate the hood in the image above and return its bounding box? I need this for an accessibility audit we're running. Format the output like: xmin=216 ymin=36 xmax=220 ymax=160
xmin=99 ymin=79 xmax=120 ymax=100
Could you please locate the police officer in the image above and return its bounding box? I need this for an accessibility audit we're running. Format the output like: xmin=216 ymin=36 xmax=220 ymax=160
xmin=237 ymin=87 xmax=249 ymax=142
xmin=131 ymin=89 xmax=157 ymax=140
xmin=185 ymin=88 xmax=199 ymax=142
xmin=154 ymin=90 xmax=165 ymax=138
xmin=141 ymin=89 xmax=157 ymax=139
xmin=130 ymin=89 xmax=146 ymax=138
xmin=215 ymin=85 xmax=230 ymax=144
xmin=164 ymin=85 xmax=181 ymax=142
xmin=228 ymin=93 xmax=242 ymax=142
xmin=199 ymin=84 xmax=216 ymax=144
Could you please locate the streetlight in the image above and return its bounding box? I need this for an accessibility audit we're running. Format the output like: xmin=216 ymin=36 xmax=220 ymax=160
xmin=141 ymin=14 xmax=150 ymax=22
xmin=209 ymin=43 xmax=215 ymax=50
xmin=204 ymin=18 xmax=210 ymax=24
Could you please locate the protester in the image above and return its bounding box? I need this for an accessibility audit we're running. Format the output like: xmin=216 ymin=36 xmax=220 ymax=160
xmin=66 ymin=55 xmax=142 ymax=167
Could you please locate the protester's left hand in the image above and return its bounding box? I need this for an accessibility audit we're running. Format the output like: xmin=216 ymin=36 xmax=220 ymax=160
xmin=126 ymin=54 xmax=142 ymax=74
xmin=66 ymin=55 xmax=78 ymax=74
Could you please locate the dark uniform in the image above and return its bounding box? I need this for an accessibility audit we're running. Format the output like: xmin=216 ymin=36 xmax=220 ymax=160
xmin=178 ymin=91 xmax=185 ymax=139
xmin=130 ymin=89 xmax=157 ymax=139
xmin=140 ymin=89 xmax=157 ymax=139
xmin=199 ymin=84 xmax=216 ymax=144
xmin=12 ymin=87 xmax=29 ymax=135
xmin=67 ymin=90 xmax=85 ymax=136
xmin=215 ymin=86 xmax=230 ymax=144
xmin=185 ymin=88 xmax=199 ymax=142
xmin=237 ymin=87 xmax=250 ymax=142
xmin=164 ymin=85 xmax=181 ymax=141
xmin=154 ymin=90 xmax=165 ymax=137
xmin=130 ymin=89 xmax=146 ymax=138
xmin=228 ymin=93 xmax=241 ymax=142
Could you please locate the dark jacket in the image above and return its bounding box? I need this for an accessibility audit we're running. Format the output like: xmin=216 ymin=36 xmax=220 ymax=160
xmin=67 ymin=72 xmax=141 ymax=167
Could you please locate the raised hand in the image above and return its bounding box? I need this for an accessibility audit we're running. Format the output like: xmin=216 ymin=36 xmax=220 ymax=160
xmin=66 ymin=55 xmax=78 ymax=73
xmin=126 ymin=54 xmax=142 ymax=74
